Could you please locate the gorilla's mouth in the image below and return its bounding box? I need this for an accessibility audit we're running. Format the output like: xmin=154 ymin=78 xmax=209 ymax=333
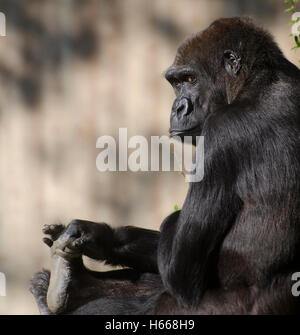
xmin=169 ymin=125 xmax=199 ymax=137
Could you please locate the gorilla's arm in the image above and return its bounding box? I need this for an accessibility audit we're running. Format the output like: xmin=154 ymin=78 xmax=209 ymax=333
xmin=57 ymin=219 xmax=160 ymax=273
xmin=158 ymin=105 xmax=253 ymax=308
xmin=158 ymin=185 xmax=241 ymax=308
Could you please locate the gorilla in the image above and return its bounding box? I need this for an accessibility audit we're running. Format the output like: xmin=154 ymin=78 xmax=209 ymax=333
xmin=30 ymin=17 xmax=300 ymax=314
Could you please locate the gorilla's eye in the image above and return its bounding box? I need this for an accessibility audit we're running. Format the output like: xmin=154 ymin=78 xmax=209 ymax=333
xmin=173 ymin=80 xmax=181 ymax=87
xmin=187 ymin=76 xmax=196 ymax=83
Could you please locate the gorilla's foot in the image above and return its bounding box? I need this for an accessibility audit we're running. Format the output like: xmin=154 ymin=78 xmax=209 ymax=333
xmin=45 ymin=225 xmax=83 ymax=314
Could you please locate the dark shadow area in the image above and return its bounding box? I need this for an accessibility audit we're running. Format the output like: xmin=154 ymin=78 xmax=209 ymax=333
xmin=0 ymin=0 xmax=100 ymax=108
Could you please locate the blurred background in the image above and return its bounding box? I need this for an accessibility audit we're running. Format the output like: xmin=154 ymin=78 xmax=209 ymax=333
xmin=0 ymin=0 xmax=298 ymax=314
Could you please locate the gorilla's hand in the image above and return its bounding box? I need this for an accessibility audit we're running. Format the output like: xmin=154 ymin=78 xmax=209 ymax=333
xmin=43 ymin=220 xmax=113 ymax=260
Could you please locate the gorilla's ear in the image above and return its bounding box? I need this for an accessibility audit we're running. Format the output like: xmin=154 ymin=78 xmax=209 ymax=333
xmin=223 ymin=50 xmax=241 ymax=77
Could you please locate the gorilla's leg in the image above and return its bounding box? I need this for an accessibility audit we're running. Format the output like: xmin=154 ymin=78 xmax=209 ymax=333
xmin=30 ymin=224 xmax=163 ymax=314
xmin=30 ymin=267 xmax=163 ymax=315
xmin=30 ymin=224 xmax=82 ymax=314
xmin=30 ymin=224 xmax=68 ymax=314
xmin=30 ymin=269 xmax=53 ymax=315
xmin=46 ymin=225 xmax=83 ymax=313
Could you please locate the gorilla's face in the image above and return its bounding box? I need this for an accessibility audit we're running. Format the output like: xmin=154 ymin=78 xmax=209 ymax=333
xmin=165 ymin=27 xmax=242 ymax=143
xmin=165 ymin=64 xmax=210 ymax=140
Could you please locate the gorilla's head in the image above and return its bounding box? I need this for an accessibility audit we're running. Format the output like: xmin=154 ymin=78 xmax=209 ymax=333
xmin=165 ymin=17 xmax=282 ymax=141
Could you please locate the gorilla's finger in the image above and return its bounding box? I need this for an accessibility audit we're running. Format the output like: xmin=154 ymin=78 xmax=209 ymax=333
xmin=42 ymin=224 xmax=65 ymax=240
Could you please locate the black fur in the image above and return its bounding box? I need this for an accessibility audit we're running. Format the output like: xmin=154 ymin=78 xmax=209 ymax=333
xmin=30 ymin=17 xmax=300 ymax=314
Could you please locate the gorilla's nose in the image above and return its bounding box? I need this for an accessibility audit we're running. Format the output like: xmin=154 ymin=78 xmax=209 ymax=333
xmin=174 ymin=98 xmax=192 ymax=118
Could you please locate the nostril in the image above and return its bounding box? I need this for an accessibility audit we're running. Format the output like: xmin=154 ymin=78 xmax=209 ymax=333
xmin=177 ymin=103 xmax=185 ymax=113
xmin=176 ymin=98 xmax=190 ymax=117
